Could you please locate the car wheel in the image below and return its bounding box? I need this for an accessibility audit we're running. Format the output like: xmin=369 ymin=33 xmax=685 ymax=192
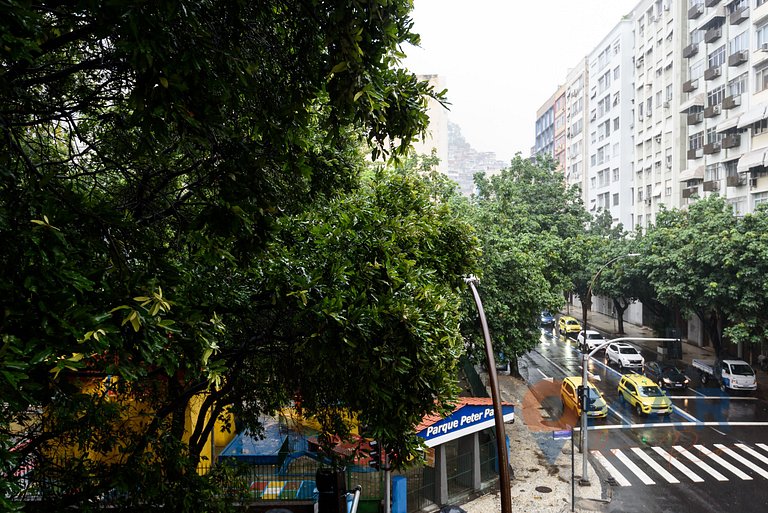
xmin=636 ymin=403 xmax=643 ymax=416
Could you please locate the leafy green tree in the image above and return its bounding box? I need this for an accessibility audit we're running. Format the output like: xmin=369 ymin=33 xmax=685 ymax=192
xmin=640 ymin=197 xmax=739 ymax=356
xmin=0 ymin=1 xmax=470 ymax=509
xmin=464 ymin=155 xmax=588 ymax=370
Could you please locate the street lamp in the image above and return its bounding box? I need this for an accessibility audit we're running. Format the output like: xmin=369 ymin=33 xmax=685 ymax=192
xmin=464 ymin=276 xmax=512 ymax=513
xmin=579 ymin=253 xmax=639 ymax=486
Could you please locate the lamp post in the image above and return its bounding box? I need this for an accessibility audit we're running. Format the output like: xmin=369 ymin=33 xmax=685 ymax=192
xmin=464 ymin=276 xmax=512 ymax=513
xmin=579 ymin=253 xmax=639 ymax=486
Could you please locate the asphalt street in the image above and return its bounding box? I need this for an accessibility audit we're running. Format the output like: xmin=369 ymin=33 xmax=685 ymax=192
xmin=518 ymin=314 xmax=768 ymax=513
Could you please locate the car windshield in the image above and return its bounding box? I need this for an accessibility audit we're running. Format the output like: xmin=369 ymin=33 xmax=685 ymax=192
xmin=639 ymin=386 xmax=663 ymax=397
xmin=662 ymin=367 xmax=684 ymax=379
xmin=587 ymin=333 xmax=602 ymax=340
xmin=729 ymin=363 xmax=754 ymax=376
xmin=567 ymin=320 xmax=578 ymax=325
xmin=619 ymin=347 xmax=639 ymax=355
xmin=585 ymin=387 xmax=601 ymax=403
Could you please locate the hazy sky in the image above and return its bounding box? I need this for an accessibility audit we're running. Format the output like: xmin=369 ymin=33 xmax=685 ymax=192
xmin=402 ymin=0 xmax=639 ymax=163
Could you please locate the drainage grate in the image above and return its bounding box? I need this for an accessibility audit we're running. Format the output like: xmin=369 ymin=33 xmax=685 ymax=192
xmin=534 ymin=486 xmax=552 ymax=493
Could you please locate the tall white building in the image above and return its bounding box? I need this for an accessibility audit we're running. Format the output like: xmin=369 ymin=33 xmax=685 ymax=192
xmin=564 ymin=59 xmax=590 ymax=195
xmin=412 ymin=74 xmax=449 ymax=176
xmin=631 ymin=0 xmax=687 ymax=230
xmin=587 ymin=18 xmax=637 ymax=230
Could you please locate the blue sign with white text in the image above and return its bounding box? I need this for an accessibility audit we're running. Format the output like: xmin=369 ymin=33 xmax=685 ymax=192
xmin=417 ymin=404 xmax=515 ymax=447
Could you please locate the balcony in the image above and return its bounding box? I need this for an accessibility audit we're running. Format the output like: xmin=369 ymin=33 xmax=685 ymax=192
xmin=705 ymin=0 xmax=719 ymax=6
xmin=727 ymin=175 xmax=744 ymax=187
xmin=703 ymin=180 xmax=720 ymax=191
xmin=730 ymin=7 xmax=749 ymax=25
xmin=683 ymin=43 xmax=699 ymax=59
xmin=703 ymin=142 xmax=721 ymax=154
xmin=688 ymin=148 xmax=703 ymax=159
xmin=704 ymin=66 xmax=722 ymax=80
xmin=689 ymin=3 xmax=704 ymax=19
xmin=688 ymin=111 xmax=704 ymax=125
xmin=704 ymin=27 xmax=722 ymax=44
xmin=722 ymin=95 xmax=741 ymax=110
xmin=682 ymin=186 xmax=698 ymax=198
xmin=728 ymin=50 xmax=748 ymax=66
xmin=683 ymin=78 xmax=699 ymax=92
xmin=722 ymin=134 xmax=741 ymax=148
xmin=704 ymin=104 xmax=721 ymax=118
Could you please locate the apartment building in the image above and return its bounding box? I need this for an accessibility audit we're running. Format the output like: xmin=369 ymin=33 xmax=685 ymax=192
xmin=412 ymin=74 xmax=450 ymax=176
xmin=633 ymin=0 xmax=687 ymax=230
xmin=564 ymin=59 xmax=590 ymax=195
xmin=534 ymin=87 xmax=566 ymax=167
xmin=588 ymin=19 xmax=637 ymax=230
xmin=680 ymin=0 xmax=768 ymax=216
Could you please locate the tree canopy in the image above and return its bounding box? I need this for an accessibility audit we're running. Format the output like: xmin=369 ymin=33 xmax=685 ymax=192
xmin=0 ymin=1 xmax=474 ymax=509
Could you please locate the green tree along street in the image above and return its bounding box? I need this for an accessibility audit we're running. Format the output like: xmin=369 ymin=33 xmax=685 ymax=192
xmin=463 ymin=155 xmax=588 ymax=371
xmin=0 ymin=1 xmax=476 ymax=510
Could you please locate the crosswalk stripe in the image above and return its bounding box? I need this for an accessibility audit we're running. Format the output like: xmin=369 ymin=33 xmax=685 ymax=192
xmin=631 ymin=448 xmax=679 ymax=483
xmin=757 ymin=443 xmax=768 ymax=454
xmin=591 ymin=450 xmax=631 ymax=486
xmin=651 ymin=447 xmax=704 ymax=482
xmin=612 ymin=448 xmax=655 ymax=485
xmin=736 ymin=444 xmax=768 ymax=466
xmin=715 ymin=444 xmax=768 ymax=479
xmin=673 ymin=446 xmax=728 ymax=481
xmin=695 ymin=445 xmax=752 ymax=480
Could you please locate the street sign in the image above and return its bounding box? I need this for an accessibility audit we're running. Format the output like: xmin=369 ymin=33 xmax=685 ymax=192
xmin=553 ymin=430 xmax=572 ymax=440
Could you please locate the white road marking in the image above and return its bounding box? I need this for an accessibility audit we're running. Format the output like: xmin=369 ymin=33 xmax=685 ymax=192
xmin=667 ymin=395 xmax=756 ymax=400
xmin=736 ymin=444 xmax=768 ymax=466
xmin=715 ymin=444 xmax=768 ymax=479
xmin=651 ymin=447 xmax=704 ymax=482
xmin=591 ymin=450 xmax=631 ymax=486
xmin=673 ymin=446 xmax=728 ymax=481
xmin=612 ymin=448 xmax=655 ymax=485
xmin=757 ymin=443 xmax=768 ymax=454
xmin=631 ymin=447 xmax=680 ymax=483
xmin=579 ymin=421 xmax=768 ymax=431
xmin=536 ymin=368 xmax=554 ymax=382
xmin=606 ymin=404 xmax=632 ymax=425
xmin=695 ymin=445 xmax=752 ymax=480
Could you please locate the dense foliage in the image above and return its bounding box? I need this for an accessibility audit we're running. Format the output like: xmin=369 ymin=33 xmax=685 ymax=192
xmin=0 ymin=1 xmax=476 ymax=510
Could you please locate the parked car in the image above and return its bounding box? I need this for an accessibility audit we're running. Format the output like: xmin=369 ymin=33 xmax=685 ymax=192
xmin=540 ymin=311 xmax=555 ymax=327
xmin=617 ymin=373 xmax=672 ymax=416
xmin=605 ymin=342 xmax=644 ymax=371
xmin=557 ymin=316 xmax=582 ymax=337
xmin=576 ymin=330 xmax=607 ymax=352
xmin=692 ymin=358 xmax=757 ymax=393
xmin=560 ymin=376 xmax=607 ymax=418
xmin=643 ymin=361 xmax=690 ymax=390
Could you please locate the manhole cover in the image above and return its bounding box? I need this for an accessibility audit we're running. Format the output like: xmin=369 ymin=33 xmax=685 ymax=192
xmin=535 ymin=486 xmax=552 ymax=493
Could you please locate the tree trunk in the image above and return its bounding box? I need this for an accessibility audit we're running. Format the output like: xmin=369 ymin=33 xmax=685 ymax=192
xmin=613 ymin=298 xmax=627 ymax=334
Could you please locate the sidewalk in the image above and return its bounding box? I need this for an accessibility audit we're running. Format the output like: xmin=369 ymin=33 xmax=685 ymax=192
xmin=571 ymin=309 xmax=768 ymax=402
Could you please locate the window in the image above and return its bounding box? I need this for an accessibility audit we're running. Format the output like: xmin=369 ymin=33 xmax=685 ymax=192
xmin=727 ymin=0 xmax=747 ymax=14
xmin=756 ymin=63 xmax=768 ymax=93
xmin=666 ymin=84 xmax=673 ymax=101
xmin=665 ymin=179 xmax=672 ymax=196
xmin=707 ymin=85 xmax=725 ymax=107
xmin=689 ymin=60 xmax=705 ymax=81
xmin=705 ymin=163 xmax=721 ymax=181
xmin=754 ymin=192 xmax=768 ymax=208
xmin=728 ymin=73 xmax=748 ymax=97
xmin=598 ymin=70 xmax=612 ymax=93
xmin=614 ymin=117 xmax=620 ymax=131
xmin=598 ymin=192 xmax=610 ymax=209
xmin=707 ymin=45 xmax=725 ymax=69
xmin=591 ymin=177 xmax=597 ymax=189
xmin=757 ymin=21 xmax=768 ymax=48
xmin=690 ymin=29 xmax=703 ymax=45
xmin=613 ymin=193 xmax=619 ymax=206
xmin=598 ymin=168 xmax=610 ymax=187
xmin=613 ymin=168 xmax=620 ymax=182
xmin=729 ymin=30 xmax=748 ymax=54
xmin=755 ymin=119 xmax=768 ymax=135
xmin=613 ymin=39 xmax=621 ymax=55
xmin=614 ymin=66 xmax=620 ymax=80
xmin=706 ymin=127 xmax=722 ymax=145
xmin=689 ymin=131 xmax=704 ymax=150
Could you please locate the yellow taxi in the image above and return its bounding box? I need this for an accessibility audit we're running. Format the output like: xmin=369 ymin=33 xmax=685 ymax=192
xmin=560 ymin=376 xmax=608 ymax=418
xmin=557 ymin=316 xmax=582 ymax=337
xmin=617 ymin=373 xmax=673 ymax=416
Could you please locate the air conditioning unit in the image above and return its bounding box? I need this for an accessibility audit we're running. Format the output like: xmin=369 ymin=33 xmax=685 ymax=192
xmin=663 ymin=101 xmax=670 ymax=108
xmin=761 ymin=42 xmax=768 ymax=52
xmin=645 ymin=198 xmax=652 ymax=205
xmin=750 ymin=178 xmax=759 ymax=188
xmin=664 ymin=3 xmax=669 ymax=11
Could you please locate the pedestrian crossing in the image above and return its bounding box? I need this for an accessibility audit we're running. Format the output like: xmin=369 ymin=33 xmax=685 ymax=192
xmin=591 ymin=443 xmax=768 ymax=486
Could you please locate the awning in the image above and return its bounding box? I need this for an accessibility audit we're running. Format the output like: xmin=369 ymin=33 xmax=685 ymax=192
xmin=679 ymin=166 xmax=705 ymax=182
xmin=737 ymin=149 xmax=767 ymax=173
xmin=737 ymin=104 xmax=768 ymax=128
xmin=717 ymin=116 xmax=741 ymax=132
xmin=653 ymin=184 xmax=662 ymax=197
xmin=679 ymin=93 xmax=705 ymax=113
